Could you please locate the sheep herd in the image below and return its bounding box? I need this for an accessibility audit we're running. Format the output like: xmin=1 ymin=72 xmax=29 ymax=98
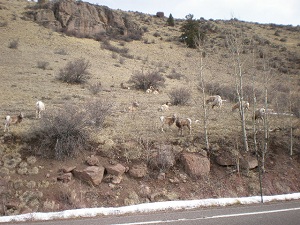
xmin=3 ymin=94 xmax=269 ymax=136
xmin=3 ymin=100 xmax=45 ymax=133
xmin=157 ymin=95 xmax=270 ymax=136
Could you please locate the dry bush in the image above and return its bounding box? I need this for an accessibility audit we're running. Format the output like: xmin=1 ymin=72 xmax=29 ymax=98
xmin=148 ymin=147 xmax=175 ymax=172
xmin=85 ymin=99 xmax=113 ymax=128
xmin=54 ymin=49 xmax=68 ymax=55
xmin=0 ymin=21 xmax=8 ymax=27
xmin=128 ymin=70 xmax=165 ymax=91
xmin=8 ymin=39 xmax=19 ymax=49
xmin=166 ymin=69 xmax=185 ymax=80
xmin=101 ymin=40 xmax=129 ymax=54
xmin=37 ymin=61 xmax=49 ymax=70
xmin=87 ymin=82 xmax=102 ymax=95
xmin=57 ymin=58 xmax=91 ymax=84
xmin=28 ymin=105 xmax=90 ymax=160
xmin=168 ymin=87 xmax=191 ymax=105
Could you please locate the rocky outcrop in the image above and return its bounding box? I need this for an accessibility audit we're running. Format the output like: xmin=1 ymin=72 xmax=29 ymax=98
xmin=26 ymin=0 xmax=142 ymax=39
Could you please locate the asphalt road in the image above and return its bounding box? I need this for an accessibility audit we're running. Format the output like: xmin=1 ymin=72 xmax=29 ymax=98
xmin=12 ymin=200 xmax=300 ymax=225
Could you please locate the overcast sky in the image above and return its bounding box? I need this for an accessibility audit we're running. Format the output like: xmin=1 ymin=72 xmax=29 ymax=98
xmin=86 ymin=0 xmax=299 ymax=26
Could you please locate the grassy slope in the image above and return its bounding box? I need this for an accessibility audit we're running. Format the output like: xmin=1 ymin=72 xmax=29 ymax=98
xmin=0 ymin=0 xmax=299 ymax=213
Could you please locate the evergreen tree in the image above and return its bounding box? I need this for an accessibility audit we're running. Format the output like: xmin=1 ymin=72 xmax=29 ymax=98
xmin=167 ymin=13 xmax=175 ymax=26
xmin=180 ymin=14 xmax=200 ymax=48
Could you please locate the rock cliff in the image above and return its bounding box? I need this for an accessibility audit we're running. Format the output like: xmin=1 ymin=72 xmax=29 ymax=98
xmin=26 ymin=0 xmax=142 ymax=39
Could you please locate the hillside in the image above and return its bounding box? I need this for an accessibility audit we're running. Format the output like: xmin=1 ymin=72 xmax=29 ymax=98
xmin=0 ymin=0 xmax=299 ymax=215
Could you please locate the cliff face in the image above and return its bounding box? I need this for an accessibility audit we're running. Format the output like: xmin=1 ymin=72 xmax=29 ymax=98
xmin=27 ymin=0 xmax=141 ymax=38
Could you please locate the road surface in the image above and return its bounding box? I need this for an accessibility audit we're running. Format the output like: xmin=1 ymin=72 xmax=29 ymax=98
xmin=11 ymin=200 xmax=300 ymax=225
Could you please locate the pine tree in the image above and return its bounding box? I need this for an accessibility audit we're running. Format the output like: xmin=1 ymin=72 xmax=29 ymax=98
xmin=167 ymin=14 xmax=175 ymax=26
xmin=180 ymin=14 xmax=200 ymax=48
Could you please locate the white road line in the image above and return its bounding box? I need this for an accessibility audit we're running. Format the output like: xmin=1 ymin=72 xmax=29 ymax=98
xmin=112 ymin=207 xmax=300 ymax=225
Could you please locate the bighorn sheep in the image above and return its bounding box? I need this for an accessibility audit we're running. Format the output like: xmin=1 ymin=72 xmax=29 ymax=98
xmin=232 ymin=101 xmax=250 ymax=112
xmin=253 ymin=108 xmax=265 ymax=122
xmin=127 ymin=101 xmax=139 ymax=112
xmin=176 ymin=117 xmax=192 ymax=135
xmin=206 ymin=95 xmax=226 ymax=109
xmin=158 ymin=102 xmax=172 ymax=112
xmin=146 ymin=86 xmax=154 ymax=93
xmin=120 ymin=82 xmax=130 ymax=90
xmin=4 ymin=112 xmax=24 ymax=132
xmin=159 ymin=114 xmax=177 ymax=132
xmin=36 ymin=100 xmax=45 ymax=119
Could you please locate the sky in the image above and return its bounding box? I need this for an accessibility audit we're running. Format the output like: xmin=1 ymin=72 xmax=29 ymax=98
xmin=0 ymin=193 xmax=299 ymax=223
xmin=86 ymin=0 xmax=300 ymax=26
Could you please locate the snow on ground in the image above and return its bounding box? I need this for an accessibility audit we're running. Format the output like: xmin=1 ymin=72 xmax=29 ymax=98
xmin=0 ymin=193 xmax=300 ymax=223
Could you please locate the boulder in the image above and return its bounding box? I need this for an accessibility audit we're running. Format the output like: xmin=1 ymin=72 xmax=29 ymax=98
xmin=128 ymin=163 xmax=148 ymax=178
xmin=105 ymin=163 xmax=126 ymax=176
xmin=72 ymin=166 xmax=105 ymax=186
xmin=180 ymin=152 xmax=210 ymax=177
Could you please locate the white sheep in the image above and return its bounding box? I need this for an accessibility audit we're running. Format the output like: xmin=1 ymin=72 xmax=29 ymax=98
xmin=232 ymin=100 xmax=250 ymax=112
xmin=4 ymin=112 xmax=24 ymax=132
xmin=36 ymin=101 xmax=45 ymax=119
xmin=175 ymin=117 xmax=192 ymax=135
xmin=159 ymin=114 xmax=177 ymax=132
xmin=206 ymin=95 xmax=226 ymax=109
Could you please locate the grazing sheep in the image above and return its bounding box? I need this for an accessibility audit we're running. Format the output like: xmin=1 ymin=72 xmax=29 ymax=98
xmin=152 ymin=88 xmax=159 ymax=95
xmin=127 ymin=101 xmax=139 ymax=112
xmin=36 ymin=100 xmax=45 ymax=119
xmin=206 ymin=95 xmax=226 ymax=109
xmin=120 ymin=82 xmax=130 ymax=90
xmin=146 ymin=86 xmax=154 ymax=93
xmin=159 ymin=114 xmax=177 ymax=132
xmin=176 ymin=117 xmax=192 ymax=136
xmin=4 ymin=112 xmax=24 ymax=132
xmin=232 ymin=101 xmax=250 ymax=112
xmin=253 ymin=108 xmax=265 ymax=122
xmin=158 ymin=102 xmax=171 ymax=112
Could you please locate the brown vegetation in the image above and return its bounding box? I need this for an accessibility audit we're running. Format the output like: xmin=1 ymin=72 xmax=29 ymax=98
xmin=0 ymin=0 xmax=299 ymax=216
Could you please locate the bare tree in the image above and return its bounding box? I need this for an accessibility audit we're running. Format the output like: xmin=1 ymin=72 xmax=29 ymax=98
xmin=226 ymin=31 xmax=249 ymax=152
xmin=195 ymin=35 xmax=210 ymax=150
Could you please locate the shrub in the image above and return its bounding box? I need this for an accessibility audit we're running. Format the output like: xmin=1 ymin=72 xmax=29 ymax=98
xmin=54 ymin=49 xmax=68 ymax=55
xmin=128 ymin=70 xmax=165 ymax=91
xmin=85 ymin=99 xmax=113 ymax=128
xmin=8 ymin=39 xmax=19 ymax=49
xmin=148 ymin=147 xmax=175 ymax=172
xmin=0 ymin=21 xmax=8 ymax=27
xmin=29 ymin=105 xmax=90 ymax=160
xmin=101 ymin=40 xmax=129 ymax=54
xmin=166 ymin=69 xmax=183 ymax=80
xmin=87 ymin=82 xmax=102 ymax=95
xmin=57 ymin=58 xmax=91 ymax=84
xmin=37 ymin=61 xmax=49 ymax=70
xmin=168 ymin=87 xmax=191 ymax=105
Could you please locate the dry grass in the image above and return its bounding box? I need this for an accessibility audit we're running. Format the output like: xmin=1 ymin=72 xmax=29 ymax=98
xmin=0 ymin=0 xmax=299 ymax=214
xmin=0 ymin=0 xmax=299 ymax=146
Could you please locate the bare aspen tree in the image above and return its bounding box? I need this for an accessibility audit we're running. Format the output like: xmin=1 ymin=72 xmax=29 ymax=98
xmin=226 ymin=31 xmax=249 ymax=152
xmin=288 ymin=75 xmax=293 ymax=156
xmin=261 ymin=54 xmax=271 ymax=173
xmin=195 ymin=35 xmax=210 ymax=150
xmin=251 ymin=49 xmax=263 ymax=203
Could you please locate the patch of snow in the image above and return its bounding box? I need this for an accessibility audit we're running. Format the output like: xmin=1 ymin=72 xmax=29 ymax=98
xmin=0 ymin=193 xmax=299 ymax=223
